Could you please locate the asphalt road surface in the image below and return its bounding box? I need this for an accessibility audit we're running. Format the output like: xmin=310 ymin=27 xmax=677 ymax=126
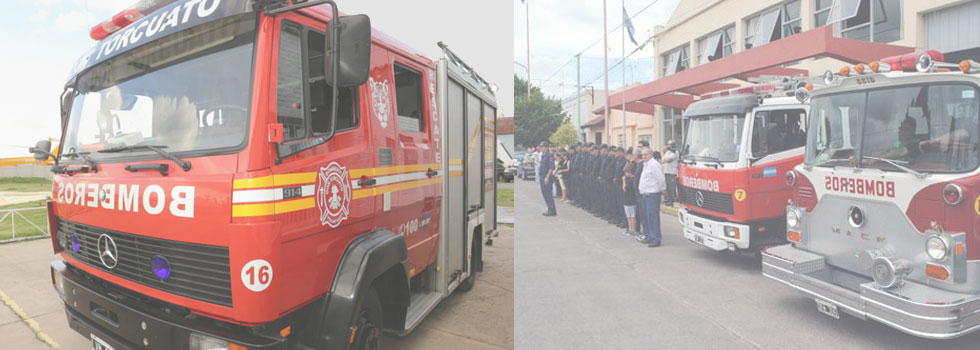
xmin=514 ymin=180 xmax=980 ymax=349
xmin=0 ymin=226 xmax=513 ymax=349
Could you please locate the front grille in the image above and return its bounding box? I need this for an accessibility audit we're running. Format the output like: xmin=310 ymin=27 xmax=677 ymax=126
xmin=58 ymin=219 xmax=232 ymax=307
xmin=679 ymin=186 xmax=734 ymax=215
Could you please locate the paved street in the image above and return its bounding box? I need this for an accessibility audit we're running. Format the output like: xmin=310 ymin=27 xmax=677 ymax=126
xmin=513 ymin=180 xmax=980 ymax=350
xmin=0 ymin=226 xmax=513 ymax=349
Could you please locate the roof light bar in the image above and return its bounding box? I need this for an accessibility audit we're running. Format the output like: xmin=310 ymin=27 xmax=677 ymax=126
xmin=89 ymin=0 xmax=177 ymax=40
xmin=960 ymin=60 xmax=980 ymax=74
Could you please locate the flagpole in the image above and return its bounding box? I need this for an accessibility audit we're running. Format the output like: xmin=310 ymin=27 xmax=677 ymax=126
xmin=602 ymin=0 xmax=610 ymax=145
xmin=621 ymin=0 xmax=627 ymax=148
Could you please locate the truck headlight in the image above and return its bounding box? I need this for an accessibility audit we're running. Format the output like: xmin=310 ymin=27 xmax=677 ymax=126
xmin=724 ymin=226 xmax=740 ymax=239
xmin=926 ymin=235 xmax=949 ymax=260
xmin=786 ymin=209 xmax=801 ymax=229
xmin=189 ymin=333 xmax=245 ymax=350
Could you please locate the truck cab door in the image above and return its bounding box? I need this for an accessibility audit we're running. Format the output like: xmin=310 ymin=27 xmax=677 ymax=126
xmin=262 ymin=15 xmax=376 ymax=304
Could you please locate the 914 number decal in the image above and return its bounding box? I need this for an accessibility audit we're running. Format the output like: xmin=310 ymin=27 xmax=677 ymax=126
xmin=855 ymin=76 xmax=876 ymax=85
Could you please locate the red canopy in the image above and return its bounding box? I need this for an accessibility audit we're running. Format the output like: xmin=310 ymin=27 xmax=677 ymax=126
xmin=597 ymin=26 xmax=914 ymax=114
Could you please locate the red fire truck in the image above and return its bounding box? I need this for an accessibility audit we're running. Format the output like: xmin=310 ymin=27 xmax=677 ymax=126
xmin=678 ymin=82 xmax=809 ymax=253
xmin=31 ymin=1 xmax=499 ymax=349
xmin=763 ymin=51 xmax=980 ymax=338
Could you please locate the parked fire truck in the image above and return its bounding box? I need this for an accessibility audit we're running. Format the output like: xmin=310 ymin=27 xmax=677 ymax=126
xmin=762 ymin=51 xmax=980 ymax=339
xmin=678 ymin=82 xmax=809 ymax=253
xmin=32 ymin=1 xmax=499 ymax=349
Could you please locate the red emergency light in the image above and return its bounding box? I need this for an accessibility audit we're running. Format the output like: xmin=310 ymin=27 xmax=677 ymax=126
xmin=89 ymin=0 xmax=174 ymax=40
xmin=865 ymin=50 xmax=944 ymax=73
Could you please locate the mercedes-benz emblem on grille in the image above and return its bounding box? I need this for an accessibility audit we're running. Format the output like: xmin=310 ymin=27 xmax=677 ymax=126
xmin=848 ymin=205 xmax=865 ymax=228
xmin=97 ymin=234 xmax=118 ymax=269
xmin=695 ymin=191 xmax=705 ymax=207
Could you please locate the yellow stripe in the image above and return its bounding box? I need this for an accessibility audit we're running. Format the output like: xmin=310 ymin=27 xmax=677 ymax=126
xmin=449 ymin=171 xmax=464 ymax=177
xmin=352 ymin=177 xmax=442 ymax=199
xmin=232 ymin=202 xmax=275 ymax=217
xmin=0 ymin=288 xmax=60 ymax=348
xmin=448 ymin=158 xmax=464 ymax=165
xmin=233 ymin=175 xmax=274 ymax=189
xmin=276 ymin=197 xmax=315 ymax=213
xmin=275 ymin=173 xmax=317 ymax=186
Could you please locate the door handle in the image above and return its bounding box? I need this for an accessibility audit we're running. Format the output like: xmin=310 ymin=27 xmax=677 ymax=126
xmin=426 ymin=169 xmax=439 ymax=177
xmin=358 ymin=178 xmax=377 ymax=186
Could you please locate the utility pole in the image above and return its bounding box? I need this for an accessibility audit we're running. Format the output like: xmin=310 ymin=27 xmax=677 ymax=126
xmin=621 ymin=0 xmax=627 ymax=148
xmin=576 ymin=53 xmax=581 ymax=141
xmin=602 ymin=0 xmax=609 ymax=145
xmin=524 ymin=0 xmax=531 ymax=98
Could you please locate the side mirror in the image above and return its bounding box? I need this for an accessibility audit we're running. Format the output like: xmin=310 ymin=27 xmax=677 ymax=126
xmin=29 ymin=140 xmax=54 ymax=162
xmin=325 ymin=14 xmax=372 ymax=88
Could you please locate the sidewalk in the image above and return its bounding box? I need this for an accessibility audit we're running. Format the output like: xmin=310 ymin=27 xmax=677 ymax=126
xmin=0 ymin=239 xmax=71 ymax=349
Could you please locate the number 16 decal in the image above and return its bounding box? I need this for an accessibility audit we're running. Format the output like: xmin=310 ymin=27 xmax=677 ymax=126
xmin=241 ymin=259 xmax=273 ymax=292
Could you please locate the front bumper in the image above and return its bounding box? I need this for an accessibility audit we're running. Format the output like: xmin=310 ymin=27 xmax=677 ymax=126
xmin=679 ymin=208 xmax=750 ymax=251
xmin=762 ymin=244 xmax=980 ymax=339
xmin=52 ymin=260 xmax=285 ymax=350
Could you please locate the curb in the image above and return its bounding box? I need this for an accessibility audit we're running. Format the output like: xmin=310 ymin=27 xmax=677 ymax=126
xmin=0 ymin=288 xmax=59 ymax=348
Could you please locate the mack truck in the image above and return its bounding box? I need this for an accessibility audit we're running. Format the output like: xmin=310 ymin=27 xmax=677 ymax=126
xmin=678 ymin=83 xmax=809 ymax=253
xmin=31 ymin=1 xmax=499 ymax=349
xmin=762 ymin=51 xmax=980 ymax=339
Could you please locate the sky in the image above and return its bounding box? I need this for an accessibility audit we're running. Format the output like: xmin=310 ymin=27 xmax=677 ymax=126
xmin=513 ymin=0 xmax=680 ymax=102
xmin=0 ymin=0 xmax=514 ymax=158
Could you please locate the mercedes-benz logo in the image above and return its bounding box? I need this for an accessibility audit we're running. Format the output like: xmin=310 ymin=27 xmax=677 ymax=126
xmin=695 ymin=191 xmax=705 ymax=207
xmin=97 ymin=234 xmax=118 ymax=269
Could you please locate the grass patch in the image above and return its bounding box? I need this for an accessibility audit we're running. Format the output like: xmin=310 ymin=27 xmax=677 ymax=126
xmin=497 ymin=188 xmax=514 ymax=207
xmin=0 ymin=200 xmax=49 ymax=241
xmin=0 ymin=177 xmax=51 ymax=192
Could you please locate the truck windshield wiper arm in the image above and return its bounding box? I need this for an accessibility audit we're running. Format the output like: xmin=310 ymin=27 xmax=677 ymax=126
xmin=98 ymin=145 xmax=192 ymax=171
xmin=861 ymin=156 xmax=928 ymax=178
xmin=61 ymin=151 xmax=99 ymax=172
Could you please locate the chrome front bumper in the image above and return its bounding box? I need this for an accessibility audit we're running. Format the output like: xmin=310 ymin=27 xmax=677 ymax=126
xmin=762 ymin=244 xmax=980 ymax=339
xmin=679 ymin=208 xmax=750 ymax=251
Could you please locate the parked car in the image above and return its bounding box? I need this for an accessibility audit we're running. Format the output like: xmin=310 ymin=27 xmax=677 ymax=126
xmin=496 ymin=159 xmax=515 ymax=182
xmin=517 ymin=155 xmax=536 ymax=180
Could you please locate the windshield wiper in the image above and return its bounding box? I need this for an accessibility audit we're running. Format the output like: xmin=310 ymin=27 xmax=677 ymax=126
xmin=680 ymin=154 xmax=695 ymax=164
xmin=695 ymin=156 xmax=723 ymax=168
xmin=861 ymin=156 xmax=929 ymax=179
xmin=98 ymin=145 xmax=192 ymax=172
xmin=61 ymin=151 xmax=99 ymax=172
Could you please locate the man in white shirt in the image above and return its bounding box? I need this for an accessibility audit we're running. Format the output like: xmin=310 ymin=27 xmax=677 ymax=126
xmin=637 ymin=147 xmax=666 ymax=247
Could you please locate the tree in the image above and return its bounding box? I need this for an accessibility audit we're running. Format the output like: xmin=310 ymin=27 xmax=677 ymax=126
xmin=549 ymin=122 xmax=578 ymax=147
xmin=514 ymin=75 xmax=567 ymax=147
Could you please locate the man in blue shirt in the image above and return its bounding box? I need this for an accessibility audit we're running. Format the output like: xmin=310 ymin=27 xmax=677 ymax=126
xmin=538 ymin=141 xmax=557 ymax=216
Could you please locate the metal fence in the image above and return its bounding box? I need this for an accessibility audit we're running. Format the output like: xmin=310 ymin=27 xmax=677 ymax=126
xmin=0 ymin=206 xmax=50 ymax=243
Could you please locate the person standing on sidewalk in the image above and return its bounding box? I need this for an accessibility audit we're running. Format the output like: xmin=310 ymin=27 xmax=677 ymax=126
xmin=662 ymin=140 xmax=678 ymax=206
xmin=621 ymin=148 xmax=639 ymax=236
xmin=637 ymin=148 xmax=666 ymax=247
xmin=538 ymin=142 xmax=557 ymax=216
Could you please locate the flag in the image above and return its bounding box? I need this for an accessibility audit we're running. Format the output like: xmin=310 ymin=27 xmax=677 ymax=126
xmin=623 ymin=7 xmax=638 ymax=46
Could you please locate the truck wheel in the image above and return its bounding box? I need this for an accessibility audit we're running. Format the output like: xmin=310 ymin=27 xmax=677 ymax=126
xmin=457 ymin=241 xmax=478 ymax=292
xmin=351 ymin=288 xmax=383 ymax=350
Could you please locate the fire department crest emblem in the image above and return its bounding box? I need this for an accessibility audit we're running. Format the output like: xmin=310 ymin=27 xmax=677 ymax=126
xmin=316 ymin=162 xmax=352 ymax=228
xmin=369 ymin=76 xmax=391 ymax=128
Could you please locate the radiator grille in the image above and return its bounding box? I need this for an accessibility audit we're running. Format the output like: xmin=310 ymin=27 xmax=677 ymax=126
xmin=58 ymin=219 xmax=232 ymax=307
xmin=679 ymin=186 xmax=734 ymax=215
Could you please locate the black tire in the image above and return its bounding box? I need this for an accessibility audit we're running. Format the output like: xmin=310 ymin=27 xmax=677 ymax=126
xmin=351 ymin=288 xmax=383 ymax=350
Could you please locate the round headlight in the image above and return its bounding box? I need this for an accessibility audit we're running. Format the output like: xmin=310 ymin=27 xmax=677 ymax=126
xmin=926 ymin=235 xmax=949 ymax=260
xmin=785 ymin=170 xmax=797 ymax=186
xmin=786 ymin=209 xmax=800 ymax=229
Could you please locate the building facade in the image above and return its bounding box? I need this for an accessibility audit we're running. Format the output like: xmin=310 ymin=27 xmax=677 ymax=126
xmin=645 ymin=0 xmax=980 ymax=149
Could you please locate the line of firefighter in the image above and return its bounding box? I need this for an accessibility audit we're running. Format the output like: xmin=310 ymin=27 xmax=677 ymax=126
xmin=538 ymin=140 xmax=679 ymax=235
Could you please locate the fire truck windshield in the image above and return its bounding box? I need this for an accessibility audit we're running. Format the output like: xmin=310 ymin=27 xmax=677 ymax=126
xmin=62 ymin=13 xmax=256 ymax=162
xmin=682 ymin=114 xmax=746 ymax=162
xmin=807 ymin=84 xmax=980 ymax=173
